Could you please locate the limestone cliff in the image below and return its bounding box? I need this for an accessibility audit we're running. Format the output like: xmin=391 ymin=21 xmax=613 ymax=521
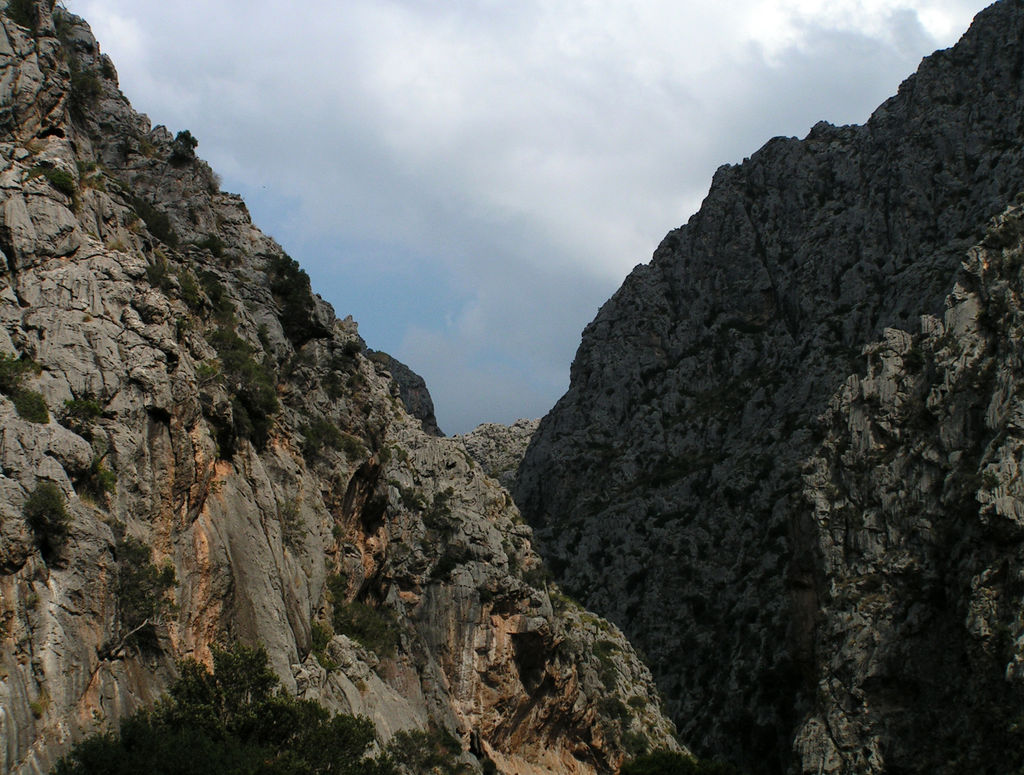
xmin=0 ymin=3 xmax=678 ymax=773
xmin=515 ymin=1 xmax=1024 ymax=772
xmin=796 ymin=203 xmax=1024 ymax=774
xmin=457 ymin=420 xmax=539 ymax=491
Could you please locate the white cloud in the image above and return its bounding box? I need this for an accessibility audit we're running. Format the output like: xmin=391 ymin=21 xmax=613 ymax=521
xmin=65 ymin=0 xmax=988 ymax=431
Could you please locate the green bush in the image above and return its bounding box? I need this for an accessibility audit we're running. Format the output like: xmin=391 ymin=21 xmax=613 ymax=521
xmin=53 ymin=642 xmax=397 ymax=775
xmin=620 ymin=751 xmax=742 ymax=775
xmin=206 ymin=328 xmax=278 ymax=456
xmin=29 ymin=165 xmax=75 ymax=198
xmin=5 ymin=0 xmax=35 ymax=30
xmin=23 ymin=482 xmax=69 ymax=561
xmin=130 ymin=195 xmax=178 ymax=247
xmin=0 ymin=352 xmax=39 ymax=395
xmin=386 ymin=728 xmax=463 ymax=775
xmin=62 ymin=397 xmax=102 ymax=440
xmin=68 ymin=67 xmax=102 ymax=115
xmin=0 ymin=353 xmax=48 ymax=421
xmin=278 ymin=498 xmax=303 ymax=548
xmin=301 ymin=418 xmax=343 ymax=461
xmin=194 ymin=235 xmax=224 ymax=258
xmin=13 ymin=388 xmax=48 ymax=422
xmin=265 ymin=253 xmax=327 ymax=346
xmin=332 ymin=601 xmax=400 ymax=659
xmin=176 ymin=269 xmax=203 ymax=311
xmin=144 ymin=258 xmax=171 ymax=291
xmin=170 ymin=130 xmax=197 ymax=165
xmin=75 ymin=452 xmax=116 ymax=502
xmin=310 ymin=621 xmax=337 ymax=670
xmin=114 ymin=536 xmax=175 ymax=651
xmin=197 ymin=270 xmax=233 ymax=321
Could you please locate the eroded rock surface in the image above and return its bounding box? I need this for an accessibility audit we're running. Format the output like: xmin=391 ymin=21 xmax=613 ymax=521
xmin=0 ymin=4 xmax=678 ymax=773
xmin=796 ymin=204 xmax=1024 ymax=774
xmin=515 ymin=2 xmax=1024 ymax=771
xmin=458 ymin=420 xmax=539 ymax=490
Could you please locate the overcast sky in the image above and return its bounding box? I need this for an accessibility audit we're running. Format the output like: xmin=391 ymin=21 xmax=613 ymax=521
xmin=65 ymin=0 xmax=986 ymax=433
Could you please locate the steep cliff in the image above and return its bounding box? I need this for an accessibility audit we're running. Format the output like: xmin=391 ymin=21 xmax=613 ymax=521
xmin=795 ymin=202 xmax=1024 ymax=774
xmin=457 ymin=420 xmax=540 ymax=491
xmin=515 ymin=1 xmax=1024 ymax=771
xmin=0 ymin=3 xmax=678 ymax=773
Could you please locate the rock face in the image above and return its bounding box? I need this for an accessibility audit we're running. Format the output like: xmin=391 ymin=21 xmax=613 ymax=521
xmin=515 ymin=2 xmax=1024 ymax=772
xmin=458 ymin=420 xmax=540 ymax=490
xmin=794 ymin=203 xmax=1024 ymax=774
xmin=0 ymin=4 xmax=678 ymax=773
xmin=367 ymin=350 xmax=443 ymax=437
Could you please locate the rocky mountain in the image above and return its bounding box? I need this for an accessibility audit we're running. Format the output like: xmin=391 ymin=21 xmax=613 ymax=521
xmin=794 ymin=202 xmax=1024 ymax=774
xmin=458 ymin=420 xmax=540 ymax=491
xmin=0 ymin=3 xmax=679 ymax=773
xmin=515 ymin=1 xmax=1024 ymax=772
xmin=367 ymin=349 xmax=444 ymax=437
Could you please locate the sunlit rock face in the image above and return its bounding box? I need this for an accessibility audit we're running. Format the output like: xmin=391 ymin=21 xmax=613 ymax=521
xmin=457 ymin=419 xmax=540 ymax=490
xmin=0 ymin=4 xmax=679 ymax=773
xmin=516 ymin=2 xmax=1024 ymax=772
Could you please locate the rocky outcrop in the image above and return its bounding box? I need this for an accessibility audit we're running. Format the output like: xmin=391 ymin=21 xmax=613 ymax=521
xmin=515 ymin=2 xmax=1024 ymax=771
xmin=458 ymin=420 xmax=539 ymax=490
xmin=795 ymin=203 xmax=1024 ymax=774
xmin=0 ymin=4 xmax=678 ymax=773
xmin=367 ymin=350 xmax=443 ymax=437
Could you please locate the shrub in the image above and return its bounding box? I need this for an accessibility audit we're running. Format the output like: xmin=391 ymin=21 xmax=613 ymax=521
xmin=0 ymin=352 xmax=36 ymax=395
xmin=170 ymin=130 xmax=197 ymax=165
xmin=113 ymin=536 xmax=175 ymax=652
xmin=339 ymin=433 xmax=367 ymax=461
xmin=206 ymin=328 xmax=278 ymax=455
xmin=5 ymin=0 xmax=35 ymax=30
xmin=0 ymin=353 xmax=47 ymax=421
xmin=197 ymin=270 xmax=233 ymax=321
xmin=129 ymin=194 xmax=178 ymax=247
xmin=75 ymin=452 xmax=116 ymax=502
xmin=194 ymin=235 xmax=224 ymax=258
xmin=29 ymin=165 xmax=75 ymax=198
xmin=145 ymin=258 xmax=171 ymax=291
xmin=62 ymin=397 xmax=102 ymax=439
xmin=332 ymin=601 xmax=400 ymax=658
xmin=13 ymin=388 xmax=48 ymax=422
xmin=278 ymin=498 xmax=303 ymax=549
xmin=176 ymin=269 xmax=203 ymax=311
xmin=196 ymin=360 xmax=220 ymax=385
xmin=68 ymin=67 xmax=102 ymax=115
xmin=620 ymin=751 xmax=742 ymax=775
xmin=326 ymin=572 xmax=348 ymax=605
xmin=310 ymin=621 xmax=337 ymax=670
xmin=386 ymin=728 xmax=463 ymax=775
xmin=265 ymin=253 xmax=327 ymax=345
xmin=423 ymin=488 xmax=455 ymax=532
xmin=23 ymin=482 xmax=69 ymax=561
xmin=53 ymin=642 xmax=396 ymax=775
xmin=301 ymin=418 xmax=343 ymax=461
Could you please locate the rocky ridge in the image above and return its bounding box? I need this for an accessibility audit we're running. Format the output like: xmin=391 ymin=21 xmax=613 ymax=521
xmin=0 ymin=4 xmax=678 ymax=773
xmin=457 ymin=420 xmax=539 ymax=491
xmin=515 ymin=1 xmax=1024 ymax=771
xmin=794 ymin=202 xmax=1024 ymax=774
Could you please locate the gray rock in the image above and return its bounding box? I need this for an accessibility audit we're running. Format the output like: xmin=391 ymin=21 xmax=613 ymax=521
xmin=457 ymin=419 xmax=539 ymax=489
xmin=515 ymin=2 xmax=1024 ymax=771
xmin=794 ymin=203 xmax=1024 ymax=773
xmin=0 ymin=6 xmax=679 ymax=774
xmin=367 ymin=349 xmax=443 ymax=436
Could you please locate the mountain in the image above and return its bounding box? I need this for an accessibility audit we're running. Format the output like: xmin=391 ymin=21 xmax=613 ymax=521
xmin=515 ymin=2 xmax=1024 ymax=772
xmin=0 ymin=3 xmax=679 ymax=773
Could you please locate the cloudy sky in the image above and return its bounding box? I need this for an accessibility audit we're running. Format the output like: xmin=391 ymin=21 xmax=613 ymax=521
xmin=65 ymin=0 xmax=986 ymax=433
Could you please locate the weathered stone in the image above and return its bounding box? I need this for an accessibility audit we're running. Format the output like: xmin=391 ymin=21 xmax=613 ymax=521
xmin=515 ymin=2 xmax=1024 ymax=772
xmin=458 ymin=419 xmax=539 ymax=490
xmin=0 ymin=5 xmax=679 ymax=774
